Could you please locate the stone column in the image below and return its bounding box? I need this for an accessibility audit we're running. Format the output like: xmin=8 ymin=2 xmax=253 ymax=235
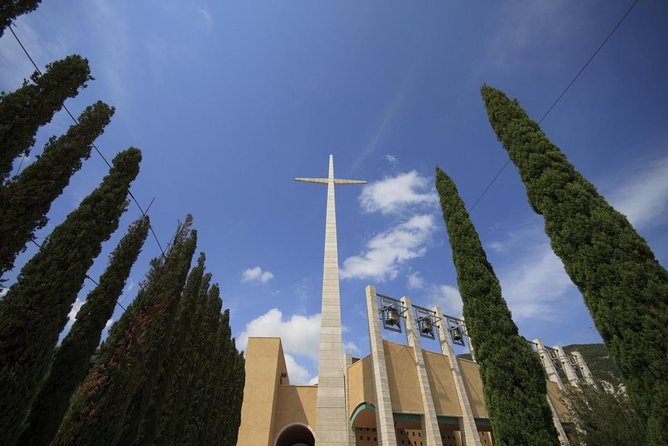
xmin=401 ymin=296 xmax=443 ymax=446
xmin=554 ymin=346 xmax=579 ymax=386
xmin=572 ymin=351 xmax=594 ymax=385
xmin=534 ymin=339 xmax=564 ymax=391
xmin=365 ymin=286 xmax=397 ymax=446
xmin=433 ymin=306 xmax=480 ymax=446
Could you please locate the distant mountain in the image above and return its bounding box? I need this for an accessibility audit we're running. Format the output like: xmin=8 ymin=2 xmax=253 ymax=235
xmin=457 ymin=343 xmax=621 ymax=385
xmin=562 ymin=343 xmax=621 ymax=384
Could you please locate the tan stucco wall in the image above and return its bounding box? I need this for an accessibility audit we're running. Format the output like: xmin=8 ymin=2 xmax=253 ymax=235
xmin=272 ymin=385 xmax=318 ymax=440
xmin=423 ymin=351 xmax=462 ymax=417
xmin=347 ymin=356 xmax=375 ymax=416
xmin=457 ymin=358 xmax=488 ymax=418
xmin=383 ymin=340 xmax=423 ymax=414
xmin=546 ymin=381 xmax=571 ymax=422
xmin=237 ymin=337 xmax=288 ymax=446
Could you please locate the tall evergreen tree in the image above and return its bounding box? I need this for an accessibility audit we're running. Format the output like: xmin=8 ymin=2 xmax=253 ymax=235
xmin=154 ymin=271 xmax=212 ymax=445
xmin=0 ymin=101 xmax=115 ymax=276
xmin=180 ymin=283 xmax=222 ymax=445
xmin=0 ymin=148 xmax=141 ymax=445
xmin=0 ymin=54 xmax=91 ymax=182
xmin=54 ymin=216 xmax=197 ymax=446
xmin=0 ymin=0 xmax=41 ymax=37
xmin=18 ymin=216 xmax=149 ymax=446
xmin=436 ymin=167 xmax=559 ymax=445
xmin=151 ymin=253 xmax=207 ymax=445
xmin=481 ymin=85 xmax=668 ymax=445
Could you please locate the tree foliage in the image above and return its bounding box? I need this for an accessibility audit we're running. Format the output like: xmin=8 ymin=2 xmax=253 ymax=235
xmin=54 ymin=216 xmax=197 ymax=446
xmin=436 ymin=167 xmax=559 ymax=446
xmin=564 ymin=382 xmax=646 ymax=446
xmin=18 ymin=216 xmax=149 ymax=446
xmin=481 ymin=85 xmax=668 ymax=445
xmin=0 ymin=148 xmax=141 ymax=445
xmin=0 ymin=54 xmax=91 ymax=182
xmin=0 ymin=101 xmax=114 ymax=276
xmin=0 ymin=0 xmax=41 ymax=37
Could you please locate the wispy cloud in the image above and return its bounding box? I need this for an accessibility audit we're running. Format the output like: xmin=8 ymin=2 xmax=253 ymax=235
xmin=196 ymin=8 xmax=214 ymax=34
xmin=351 ymin=71 xmax=413 ymax=172
xmin=360 ymin=171 xmax=438 ymax=215
xmin=0 ymin=20 xmax=69 ymax=90
xmin=341 ymin=214 xmax=435 ymax=281
xmin=241 ymin=266 xmax=274 ymax=284
xmin=385 ymin=154 xmax=398 ymax=165
xmin=607 ymin=153 xmax=668 ymax=229
xmin=407 ymin=272 xmax=425 ymax=290
xmin=428 ymin=284 xmax=463 ymax=317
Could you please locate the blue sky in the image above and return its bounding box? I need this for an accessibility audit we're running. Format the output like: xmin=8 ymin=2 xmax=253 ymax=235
xmin=1 ymin=1 xmax=667 ymax=384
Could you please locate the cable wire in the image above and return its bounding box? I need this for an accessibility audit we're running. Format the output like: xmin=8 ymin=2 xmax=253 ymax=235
xmin=468 ymin=0 xmax=640 ymax=213
xmin=7 ymin=22 xmax=165 ymax=255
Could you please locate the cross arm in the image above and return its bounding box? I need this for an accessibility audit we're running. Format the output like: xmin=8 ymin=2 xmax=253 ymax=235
xmin=334 ymin=179 xmax=367 ymax=185
xmin=295 ymin=177 xmax=328 ymax=184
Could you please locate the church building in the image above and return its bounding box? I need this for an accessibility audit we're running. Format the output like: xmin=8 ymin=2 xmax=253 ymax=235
xmin=237 ymin=156 xmax=592 ymax=446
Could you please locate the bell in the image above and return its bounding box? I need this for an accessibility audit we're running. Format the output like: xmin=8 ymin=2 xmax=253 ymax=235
xmin=420 ymin=317 xmax=433 ymax=335
xmin=385 ymin=306 xmax=400 ymax=327
xmin=452 ymin=327 xmax=463 ymax=343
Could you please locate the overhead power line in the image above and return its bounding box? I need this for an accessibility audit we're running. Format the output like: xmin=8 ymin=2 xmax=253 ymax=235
xmin=7 ymin=23 xmax=165 ymax=255
xmin=468 ymin=0 xmax=640 ymax=213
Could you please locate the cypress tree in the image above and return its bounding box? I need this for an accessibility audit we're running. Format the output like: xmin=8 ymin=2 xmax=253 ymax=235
xmin=155 ymin=272 xmax=212 ymax=445
xmin=151 ymin=253 xmax=207 ymax=445
xmin=54 ymin=216 xmax=197 ymax=446
xmin=18 ymin=216 xmax=149 ymax=446
xmin=481 ymin=85 xmax=668 ymax=445
xmin=436 ymin=167 xmax=559 ymax=445
xmin=0 ymin=0 xmax=41 ymax=37
xmin=180 ymin=283 xmax=223 ymax=446
xmin=0 ymin=101 xmax=115 ymax=276
xmin=0 ymin=148 xmax=141 ymax=445
xmin=0 ymin=54 xmax=91 ymax=182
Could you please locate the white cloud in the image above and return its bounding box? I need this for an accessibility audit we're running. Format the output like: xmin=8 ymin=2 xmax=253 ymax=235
xmin=607 ymin=154 xmax=668 ymax=229
xmin=344 ymin=341 xmax=361 ymax=355
xmin=385 ymin=154 xmax=398 ymax=164
xmin=429 ymin=284 xmax=463 ymax=317
xmin=238 ymin=308 xmax=321 ymax=384
xmin=489 ymin=241 xmax=506 ymax=253
xmin=241 ymin=266 xmax=274 ymax=284
xmin=341 ymin=214 xmax=436 ymax=281
xmin=284 ymin=353 xmax=313 ymax=384
xmin=407 ymin=272 xmax=425 ymax=290
xmin=499 ymin=241 xmax=574 ymax=320
xmin=68 ymin=297 xmax=85 ymax=324
xmin=360 ymin=171 xmax=438 ymax=215
xmin=238 ymin=308 xmax=321 ymax=360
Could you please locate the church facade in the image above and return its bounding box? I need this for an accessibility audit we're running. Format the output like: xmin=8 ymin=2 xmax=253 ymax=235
xmin=236 ymin=157 xmax=591 ymax=446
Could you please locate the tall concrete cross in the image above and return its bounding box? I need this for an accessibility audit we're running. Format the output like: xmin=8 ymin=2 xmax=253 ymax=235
xmin=295 ymin=155 xmax=365 ymax=446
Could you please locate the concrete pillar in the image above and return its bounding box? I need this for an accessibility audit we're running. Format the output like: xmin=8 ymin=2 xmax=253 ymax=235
xmin=554 ymin=346 xmax=579 ymax=386
xmin=534 ymin=339 xmax=564 ymax=391
xmin=433 ymin=307 xmax=481 ymax=446
xmin=401 ymin=296 xmax=443 ymax=446
xmin=572 ymin=351 xmax=594 ymax=385
xmin=460 ymin=316 xmax=476 ymax=363
xmin=366 ymin=286 xmax=397 ymax=446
